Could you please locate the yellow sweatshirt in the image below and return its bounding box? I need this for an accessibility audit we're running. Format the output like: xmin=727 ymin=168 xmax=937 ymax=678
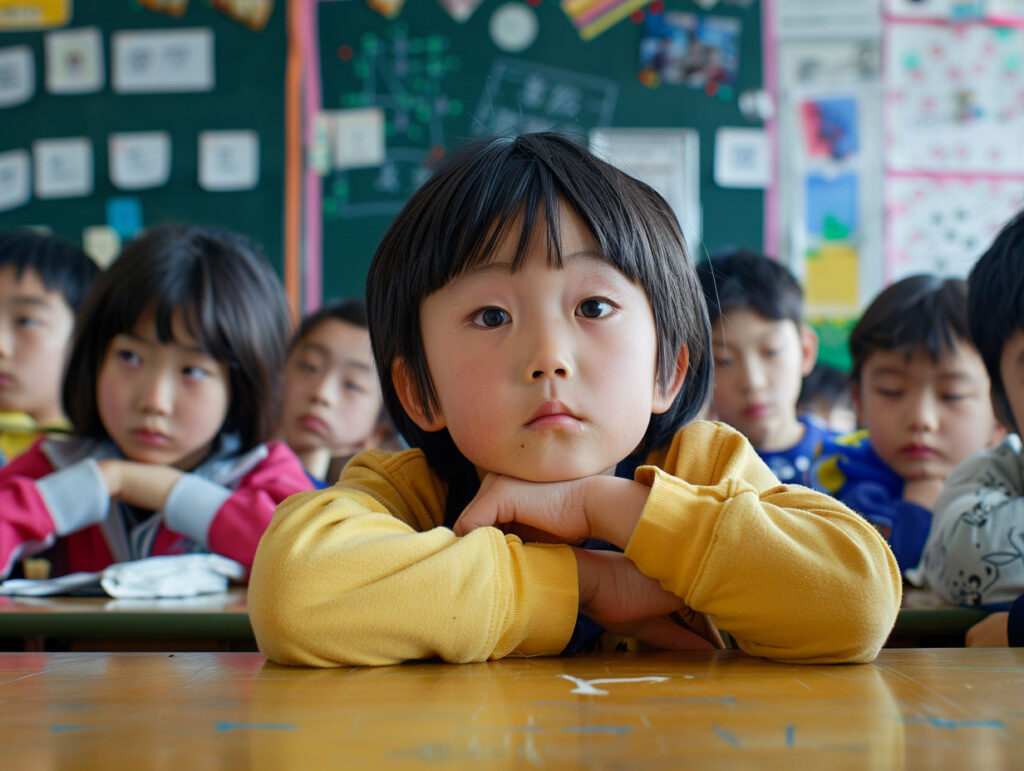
xmin=249 ymin=421 xmax=901 ymax=667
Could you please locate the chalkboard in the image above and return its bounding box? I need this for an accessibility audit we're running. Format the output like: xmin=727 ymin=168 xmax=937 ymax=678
xmin=0 ymin=3 xmax=286 ymax=273
xmin=316 ymin=0 xmax=764 ymax=301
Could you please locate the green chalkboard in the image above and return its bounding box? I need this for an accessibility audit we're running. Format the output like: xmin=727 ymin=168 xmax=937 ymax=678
xmin=0 ymin=3 xmax=286 ymax=272
xmin=317 ymin=0 xmax=764 ymax=301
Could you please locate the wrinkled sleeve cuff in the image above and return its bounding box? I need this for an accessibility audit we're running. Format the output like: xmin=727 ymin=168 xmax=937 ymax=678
xmin=501 ymin=543 xmax=578 ymax=657
xmin=36 ymin=459 xmax=110 ymax=535
xmin=163 ymin=474 xmax=232 ymax=547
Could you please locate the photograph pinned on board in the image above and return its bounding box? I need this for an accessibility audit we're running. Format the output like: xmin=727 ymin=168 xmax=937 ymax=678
xmin=638 ymin=11 xmax=741 ymax=89
xmin=801 ymin=97 xmax=859 ymax=161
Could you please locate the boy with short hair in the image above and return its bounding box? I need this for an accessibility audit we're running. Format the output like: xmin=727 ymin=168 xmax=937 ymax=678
xmin=923 ymin=211 xmax=1024 ymax=607
xmin=811 ymin=274 xmax=1002 ymax=580
xmin=0 ymin=229 xmax=99 ymax=464
xmin=696 ymin=250 xmax=829 ymax=484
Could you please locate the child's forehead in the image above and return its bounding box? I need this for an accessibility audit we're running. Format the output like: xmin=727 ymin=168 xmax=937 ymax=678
xmin=712 ymin=308 xmax=797 ymax=341
xmin=862 ymin=342 xmax=983 ymax=377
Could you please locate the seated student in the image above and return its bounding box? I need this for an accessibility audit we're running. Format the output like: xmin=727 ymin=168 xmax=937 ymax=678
xmin=0 ymin=223 xmax=311 ymax=578
xmin=0 ymin=230 xmax=99 ymax=464
xmin=799 ymin=363 xmax=857 ymax=435
xmin=248 ymin=132 xmax=900 ymax=668
xmin=696 ymin=250 xmax=831 ymax=484
xmin=965 ymin=593 xmax=1024 ymax=647
xmin=923 ymin=211 xmax=1024 ymax=607
xmin=811 ymin=275 xmax=1002 ymax=582
xmin=282 ymin=299 xmax=395 ymax=487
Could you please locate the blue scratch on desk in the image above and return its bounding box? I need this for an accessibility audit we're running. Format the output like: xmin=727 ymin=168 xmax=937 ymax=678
xmin=215 ymin=721 xmax=299 ymax=732
xmin=564 ymin=725 xmax=632 ymax=735
xmin=712 ymin=724 xmax=741 ymax=747
xmin=51 ymin=725 xmax=91 ymax=733
xmin=786 ymin=724 xmax=795 ymax=747
xmin=898 ymin=716 xmax=1005 ymax=730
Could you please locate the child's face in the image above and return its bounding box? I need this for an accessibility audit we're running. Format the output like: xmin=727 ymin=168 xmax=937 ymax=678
xmin=398 ymin=202 xmax=686 ymax=482
xmin=710 ymin=309 xmax=816 ymax=451
xmin=0 ymin=265 xmax=76 ymax=423
xmin=97 ymin=310 xmax=231 ymax=470
xmin=282 ymin=318 xmax=384 ymax=457
xmin=999 ymin=328 xmax=1024 ymax=433
xmin=855 ymin=344 xmax=1001 ymax=483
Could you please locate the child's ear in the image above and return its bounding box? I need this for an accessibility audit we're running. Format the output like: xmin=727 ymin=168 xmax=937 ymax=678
xmin=652 ymin=345 xmax=689 ymax=414
xmin=799 ymin=323 xmax=819 ymax=377
xmin=391 ymin=357 xmax=446 ymax=432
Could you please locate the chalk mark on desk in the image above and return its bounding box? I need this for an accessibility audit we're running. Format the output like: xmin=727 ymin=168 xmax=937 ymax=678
xmin=786 ymin=723 xmax=795 ymax=747
xmin=558 ymin=674 xmax=669 ymax=695
xmin=897 ymin=716 xmax=1006 ymax=730
xmin=50 ymin=725 xmax=91 ymax=733
xmin=564 ymin=725 xmax=632 ymax=735
xmin=214 ymin=721 xmax=298 ymax=732
xmin=711 ymin=724 xmax=742 ymax=747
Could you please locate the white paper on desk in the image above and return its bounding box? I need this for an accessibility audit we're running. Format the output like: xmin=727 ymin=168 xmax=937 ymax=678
xmin=0 ymin=554 xmax=245 ymax=598
xmin=112 ymin=28 xmax=214 ymax=94
xmin=198 ymin=130 xmax=259 ymax=191
xmin=33 ymin=137 xmax=93 ymax=198
xmin=109 ymin=131 xmax=171 ymax=190
xmin=45 ymin=26 xmax=104 ymax=94
xmin=0 ymin=149 xmax=31 ymax=212
xmin=0 ymin=45 xmax=34 ymax=108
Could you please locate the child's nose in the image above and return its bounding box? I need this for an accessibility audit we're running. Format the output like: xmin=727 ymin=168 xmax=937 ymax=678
xmin=906 ymin=390 xmax=939 ymax=431
xmin=138 ymin=370 xmax=175 ymax=415
xmin=310 ymin=374 xmax=335 ymax=405
xmin=524 ymin=326 xmax=573 ymax=382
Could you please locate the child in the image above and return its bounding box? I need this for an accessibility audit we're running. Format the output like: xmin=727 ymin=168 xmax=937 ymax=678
xmin=923 ymin=211 xmax=1024 ymax=607
xmin=249 ymin=132 xmax=900 ymax=668
xmin=799 ymin=363 xmax=857 ymax=435
xmin=0 ymin=229 xmax=100 ymax=464
xmin=282 ymin=299 xmax=394 ymax=486
xmin=696 ymin=250 xmax=831 ymax=484
xmin=811 ymin=275 xmax=1002 ymax=581
xmin=0 ymin=223 xmax=311 ymax=578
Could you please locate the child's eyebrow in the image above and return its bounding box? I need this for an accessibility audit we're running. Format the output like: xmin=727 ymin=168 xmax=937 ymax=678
xmin=300 ymin=342 xmax=374 ymax=371
xmin=10 ymin=295 xmax=52 ymax=308
xmin=460 ymin=249 xmax=608 ymax=279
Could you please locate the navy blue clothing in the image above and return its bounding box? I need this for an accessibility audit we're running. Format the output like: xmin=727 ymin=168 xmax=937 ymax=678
xmin=1010 ymin=593 xmax=1024 ymax=647
xmin=758 ymin=414 xmax=837 ymax=485
xmin=811 ymin=431 xmax=931 ymax=577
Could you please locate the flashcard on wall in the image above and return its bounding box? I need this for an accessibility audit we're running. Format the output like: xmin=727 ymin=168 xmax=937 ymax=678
xmin=885 ymin=176 xmax=1024 ymax=281
xmin=714 ymin=127 xmax=770 ymax=188
xmin=804 ymin=242 xmax=859 ymax=313
xmin=82 ymin=225 xmax=121 ymax=268
xmin=332 ymin=107 xmax=385 ymax=170
xmin=45 ymin=27 xmax=104 ymax=95
xmin=198 ymin=130 xmax=260 ymax=191
xmin=0 ymin=0 xmax=71 ymax=30
xmin=106 ymin=196 xmax=144 ymax=239
xmin=805 ymin=172 xmax=858 ymax=239
xmin=801 ymin=97 xmax=858 ymax=160
xmin=109 ymin=131 xmax=172 ymax=190
xmin=112 ymin=28 xmax=214 ymax=93
xmin=0 ymin=45 xmax=34 ymax=108
xmin=438 ymin=0 xmax=483 ymax=22
xmin=32 ymin=137 xmax=93 ymax=199
xmin=212 ymin=0 xmax=274 ymax=32
xmin=0 ymin=149 xmax=30 ymax=211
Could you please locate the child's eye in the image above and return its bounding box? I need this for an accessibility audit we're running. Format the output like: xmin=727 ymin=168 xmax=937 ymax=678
xmin=115 ymin=349 xmax=141 ymax=366
xmin=183 ymin=365 xmax=211 ymax=379
xmin=471 ymin=307 xmax=510 ymax=328
xmin=714 ymin=356 xmax=732 ymax=367
xmin=762 ymin=348 xmax=781 ymax=358
xmin=344 ymin=380 xmax=368 ymax=395
xmin=577 ymin=298 xmax=614 ymax=319
xmin=16 ymin=315 xmax=42 ymax=328
xmin=297 ymin=361 xmax=319 ymax=374
xmin=876 ymin=388 xmax=902 ymax=398
xmin=942 ymin=393 xmax=967 ymax=402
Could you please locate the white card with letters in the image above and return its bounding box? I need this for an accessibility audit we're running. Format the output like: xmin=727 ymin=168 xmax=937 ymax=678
xmin=33 ymin=137 xmax=93 ymax=199
xmin=0 ymin=149 xmax=31 ymax=211
xmin=109 ymin=131 xmax=171 ymax=190
xmin=332 ymin=107 xmax=385 ymax=169
xmin=0 ymin=46 xmax=34 ymax=108
xmin=45 ymin=26 xmax=104 ymax=94
xmin=198 ymin=130 xmax=259 ymax=191
xmin=112 ymin=28 xmax=214 ymax=93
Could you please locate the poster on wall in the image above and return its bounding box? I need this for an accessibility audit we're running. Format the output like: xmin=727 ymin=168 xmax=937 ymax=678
xmin=638 ymin=11 xmax=741 ymax=90
xmin=0 ymin=0 xmax=70 ymax=29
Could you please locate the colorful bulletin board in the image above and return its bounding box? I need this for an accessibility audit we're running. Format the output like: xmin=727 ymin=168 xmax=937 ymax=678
xmin=308 ymin=0 xmax=765 ymax=304
xmin=882 ymin=5 xmax=1024 ymax=282
xmin=0 ymin=3 xmax=287 ymax=280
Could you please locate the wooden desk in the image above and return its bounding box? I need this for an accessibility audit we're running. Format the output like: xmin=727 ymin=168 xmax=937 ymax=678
xmin=0 ymin=588 xmax=254 ymax=650
xmin=0 ymin=648 xmax=1020 ymax=768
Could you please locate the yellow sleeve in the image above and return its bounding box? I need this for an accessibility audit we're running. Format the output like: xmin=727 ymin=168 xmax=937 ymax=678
xmin=248 ymin=449 xmax=579 ymax=667
xmin=626 ymin=421 xmax=902 ymax=663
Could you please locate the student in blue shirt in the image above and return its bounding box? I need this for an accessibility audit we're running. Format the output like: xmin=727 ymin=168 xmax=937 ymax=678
xmin=697 ymin=249 xmax=832 ymax=484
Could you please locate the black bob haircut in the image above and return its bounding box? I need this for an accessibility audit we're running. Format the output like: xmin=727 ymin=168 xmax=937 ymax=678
xmin=366 ymin=132 xmax=712 ymax=515
xmin=968 ymin=209 xmax=1024 ymax=433
xmin=849 ymin=274 xmax=970 ymax=384
xmin=696 ymin=248 xmax=804 ymax=326
xmin=0 ymin=229 xmax=99 ymax=312
xmin=64 ymin=223 xmax=292 ymax=453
